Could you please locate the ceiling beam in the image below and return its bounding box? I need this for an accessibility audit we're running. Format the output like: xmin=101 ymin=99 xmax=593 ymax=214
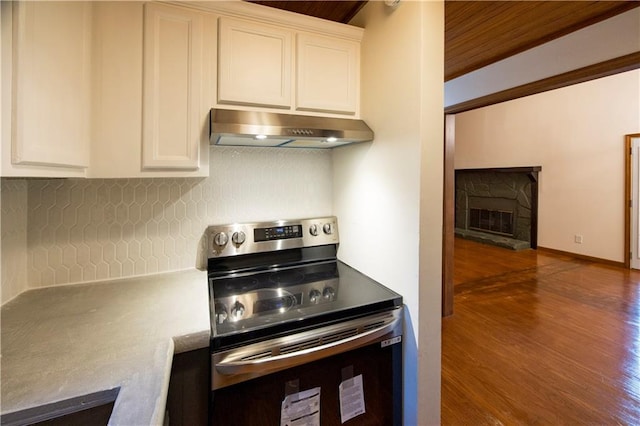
xmin=445 ymin=51 xmax=640 ymax=114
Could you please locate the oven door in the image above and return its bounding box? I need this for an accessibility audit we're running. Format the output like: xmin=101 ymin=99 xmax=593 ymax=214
xmin=211 ymin=307 xmax=403 ymax=425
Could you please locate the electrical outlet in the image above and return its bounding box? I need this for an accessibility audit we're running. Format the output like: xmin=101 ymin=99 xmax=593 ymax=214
xmin=574 ymin=235 xmax=583 ymax=244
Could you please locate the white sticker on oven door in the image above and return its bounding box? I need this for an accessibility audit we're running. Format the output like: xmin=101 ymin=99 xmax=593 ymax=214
xmin=281 ymin=387 xmax=321 ymax=426
xmin=339 ymin=374 xmax=365 ymax=423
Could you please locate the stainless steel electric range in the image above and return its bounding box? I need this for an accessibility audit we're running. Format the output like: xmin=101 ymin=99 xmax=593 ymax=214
xmin=207 ymin=216 xmax=403 ymax=425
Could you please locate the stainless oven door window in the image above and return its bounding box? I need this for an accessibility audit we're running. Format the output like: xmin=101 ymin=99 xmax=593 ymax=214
xmin=211 ymin=307 xmax=403 ymax=390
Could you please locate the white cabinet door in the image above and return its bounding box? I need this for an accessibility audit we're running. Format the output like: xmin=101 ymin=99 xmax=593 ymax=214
xmin=142 ymin=3 xmax=204 ymax=170
xmin=10 ymin=1 xmax=91 ymax=170
xmin=296 ymin=33 xmax=359 ymax=115
xmin=218 ymin=17 xmax=292 ymax=109
xmin=90 ymin=2 xmax=211 ymax=178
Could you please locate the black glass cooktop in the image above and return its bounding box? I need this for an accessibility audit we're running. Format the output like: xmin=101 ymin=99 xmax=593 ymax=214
xmin=212 ymin=260 xmax=339 ymax=296
xmin=209 ymin=260 xmax=402 ymax=351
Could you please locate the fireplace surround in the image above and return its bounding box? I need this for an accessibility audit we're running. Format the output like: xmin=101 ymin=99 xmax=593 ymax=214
xmin=455 ymin=167 xmax=541 ymax=250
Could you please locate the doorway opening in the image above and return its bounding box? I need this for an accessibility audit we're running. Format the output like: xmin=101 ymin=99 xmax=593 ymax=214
xmin=625 ymin=133 xmax=640 ymax=269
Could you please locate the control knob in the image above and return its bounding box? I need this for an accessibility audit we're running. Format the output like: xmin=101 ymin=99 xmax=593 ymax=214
xmin=309 ymin=289 xmax=322 ymax=304
xmin=323 ymin=287 xmax=336 ymax=301
xmin=214 ymin=232 xmax=228 ymax=247
xmin=323 ymin=223 xmax=333 ymax=235
xmin=309 ymin=224 xmax=319 ymax=236
xmin=232 ymin=231 xmax=246 ymax=245
xmin=231 ymin=301 xmax=245 ymax=320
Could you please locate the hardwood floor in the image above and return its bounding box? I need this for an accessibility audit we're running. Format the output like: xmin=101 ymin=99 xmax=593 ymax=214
xmin=442 ymin=238 xmax=640 ymax=425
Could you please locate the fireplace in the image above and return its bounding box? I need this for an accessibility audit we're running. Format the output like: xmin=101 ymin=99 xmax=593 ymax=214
xmin=455 ymin=167 xmax=541 ymax=250
xmin=468 ymin=196 xmax=517 ymax=236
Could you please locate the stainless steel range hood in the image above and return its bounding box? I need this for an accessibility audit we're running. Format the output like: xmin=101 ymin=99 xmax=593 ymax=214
xmin=209 ymin=108 xmax=374 ymax=149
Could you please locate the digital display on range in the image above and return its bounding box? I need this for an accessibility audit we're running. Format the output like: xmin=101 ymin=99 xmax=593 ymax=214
xmin=254 ymin=225 xmax=302 ymax=242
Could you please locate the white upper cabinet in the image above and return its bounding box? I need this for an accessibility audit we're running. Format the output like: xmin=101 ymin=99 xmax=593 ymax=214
xmin=2 ymin=1 xmax=91 ymax=177
xmin=217 ymin=17 xmax=292 ymax=109
xmin=2 ymin=1 xmax=363 ymax=178
xmin=89 ymin=2 xmax=212 ymax=178
xmin=216 ymin=13 xmax=361 ymax=117
xmin=296 ymin=33 xmax=359 ymax=115
xmin=142 ymin=3 xmax=205 ymax=170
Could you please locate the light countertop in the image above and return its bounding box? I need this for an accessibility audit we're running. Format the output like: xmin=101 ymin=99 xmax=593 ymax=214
xmin=0 ymin=268 xmax=210 ymax=425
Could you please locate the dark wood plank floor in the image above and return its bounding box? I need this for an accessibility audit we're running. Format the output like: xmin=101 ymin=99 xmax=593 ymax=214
xmin=442 ymin=238 xmax=640 ymax=425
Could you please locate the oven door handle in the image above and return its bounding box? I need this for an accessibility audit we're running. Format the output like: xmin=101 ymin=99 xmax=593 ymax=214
xmin=215 ymin=314 xmax=401 ymax=376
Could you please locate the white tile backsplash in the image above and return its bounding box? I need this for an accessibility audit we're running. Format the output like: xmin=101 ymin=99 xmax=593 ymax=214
xmin=6 ymin=146 xmax=332 ymax=291
xmin=1 ymin=179 xmax=28 ymax=304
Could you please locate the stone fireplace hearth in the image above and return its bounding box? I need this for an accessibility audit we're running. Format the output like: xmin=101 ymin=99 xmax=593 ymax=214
xmin=455 ymin=167 xmax=540 ymax=250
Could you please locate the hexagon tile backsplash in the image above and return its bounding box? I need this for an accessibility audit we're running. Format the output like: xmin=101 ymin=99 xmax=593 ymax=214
xmin=1 ymin=179 xmax=28 ymax=303
xmin=8 ymin=146 xmax=333 ymax=289
xmin=27 ymin=178 xmax=209 ymax=286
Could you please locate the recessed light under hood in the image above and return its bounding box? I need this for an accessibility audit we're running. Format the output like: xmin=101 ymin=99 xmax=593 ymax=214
xmin=210 ymin=108 xmax=374 ymax=149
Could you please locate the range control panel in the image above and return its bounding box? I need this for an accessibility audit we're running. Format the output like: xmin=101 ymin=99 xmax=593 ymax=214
xmin=206 ymin=216 xmax=339 ymax=258
xmin=254 ymin=225 xmax=302 ymax=242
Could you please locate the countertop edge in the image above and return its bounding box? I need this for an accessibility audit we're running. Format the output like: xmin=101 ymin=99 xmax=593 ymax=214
xmin=151 ymin=339 xmax=175 ymax=426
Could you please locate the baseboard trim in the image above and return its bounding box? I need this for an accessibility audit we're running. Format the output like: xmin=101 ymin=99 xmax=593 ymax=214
xmin=537 ymin=246 xmax=626 ymax=268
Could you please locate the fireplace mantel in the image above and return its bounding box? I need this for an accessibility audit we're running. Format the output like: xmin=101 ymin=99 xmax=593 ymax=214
xmin=456 ymin=167 xmax=541 ymax=173
xmin=457 ymin=167 xmax=542 ymax=182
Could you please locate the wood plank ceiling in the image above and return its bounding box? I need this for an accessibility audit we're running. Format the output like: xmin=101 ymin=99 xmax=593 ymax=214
xmin=247 ymin=1 xmax=368 ymax=25
xmin=445 ymin=1 xmax=639 ymax=81
xmin=247 ymin=1 xmax=639 ymax=81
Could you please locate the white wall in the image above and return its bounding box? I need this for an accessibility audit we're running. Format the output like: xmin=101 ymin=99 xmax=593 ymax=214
xmin=455 ymin=69 xmax=640 ymax=262
xmin=338 ymin=2 xmax=443 ymax=424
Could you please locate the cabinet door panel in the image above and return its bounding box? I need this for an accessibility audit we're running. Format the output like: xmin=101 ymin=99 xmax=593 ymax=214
xmin=12 ymin=1 xmax=91 ymax=169
xmin=218 ymin=17 xmax=292 ymax=109
xmin=142 ymin=3 xmax=202 ymax=170
xmin=296 ymin=34 xmax=358 ymax=115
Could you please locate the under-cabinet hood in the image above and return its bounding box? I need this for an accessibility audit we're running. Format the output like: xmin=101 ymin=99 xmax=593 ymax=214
xmin=209 ymin=108 xmax=374 ymax=148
